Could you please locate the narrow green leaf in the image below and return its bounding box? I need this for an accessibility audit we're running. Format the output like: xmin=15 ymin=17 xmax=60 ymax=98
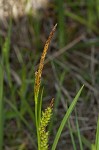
xmin=80 ymin=135 xmax=91 ymax=149
xmin=38 ymin=88 xmax=44 ymax=126
xmin=49 ymin=61 xmax=66 ymax=132
xmin=65 ymin=10 xmax=99 ymax=33
xmin=70 ymin=128 xmax=91 ymax=149
xmin=51 ymin=85 xmax=84 ymax=150
xmin=18 ymin=143 xmax=26 ymax=150
xmin=96 ymin=0 xmax=99 ymax=20
xmin=87 ymin=0 xmax=96 ymax=30
xmin=95 ymin=117 xmax=99 ymax=150
xmin=91 ymin=144 xmax=96 ymax=150
xmin=2 ymin=17 xmax=12 ymax=87
xmin=0 ymin=63 xmax=4 ymax=150
xmin=75 ymin=111 xmax=83 ymax=150
xmin=55 ymin=0 xmax=65 ymax=47
xmin=5 ymin=98 xmax=33 ymax=133
xmin=68 ymin=120 xmax=77 ymax=150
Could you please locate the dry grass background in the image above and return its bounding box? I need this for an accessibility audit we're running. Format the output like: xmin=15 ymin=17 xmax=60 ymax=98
xmin=0 ymin=0 xmax=99 ymax=149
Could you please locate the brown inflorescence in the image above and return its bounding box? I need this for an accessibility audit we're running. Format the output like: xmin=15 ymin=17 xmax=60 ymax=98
xmin=34 ymin=24 xmax=57 ymax=100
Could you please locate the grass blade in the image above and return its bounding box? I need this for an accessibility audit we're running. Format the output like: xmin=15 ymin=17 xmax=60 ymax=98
xmin=49 ymin=61 xmax=66 ymax=132
xmin=55 ymin=0 xmax=65 ymax=47
xmin=68 ymin=120 xmax=77 ymax=150
xmin=91 ymin=144 xmax=96 ymax=150
xmin=5 ymin=98 xmax=33 ymax=133
xmin=95 ymin=117 xmax=99 ymax=150
xmin=87 ymin=0 xmax=96 ymax=32
xmin=0 ymin=63 xmax=4 ymax=150
xmin=96 ymin=0 xmax=99 ymax=20
xmin=38 ymin=88 xmax=43 ymax=126
xmin=65 ymin=10 xmax=99 ymax=34
xmin=51 ymin=85 xmax=84 ymax=150
xmin=71 ymin=128 xmax=91 ymax=149
xmin=75 ymin=110 xmax=83 ymax=150
xmin=2 ymin=17 xmax=12 ymax=87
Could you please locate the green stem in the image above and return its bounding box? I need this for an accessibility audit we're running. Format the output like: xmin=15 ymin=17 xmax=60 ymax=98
xmin=0 ymin=63 xmax=4 ymax=150
xmin=35 ymin=96 xmax=40 ymax=150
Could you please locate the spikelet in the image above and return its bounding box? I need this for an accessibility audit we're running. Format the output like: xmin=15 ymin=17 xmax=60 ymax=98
xmin=34 ymin=24 xmax=57 ymax=101
xmin=39 ymin=98 xmax=54 ymax=150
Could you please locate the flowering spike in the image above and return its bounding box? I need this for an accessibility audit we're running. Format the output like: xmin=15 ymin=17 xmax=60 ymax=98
xmin=39 ymin=99 xmax=54 ymax=150
xmin=34 ymin=25 xmax=57 ymax=100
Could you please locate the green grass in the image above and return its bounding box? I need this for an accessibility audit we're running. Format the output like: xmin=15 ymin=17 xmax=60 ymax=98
xmin=0 ymin=62 xmax=4 ymax=150
xmin=2 ymin=17 xmax=12 ymax=87
xmin=95 ymin=117 xmax=99 ymax=150
xmin=0 ymin=0 xmax=99 ymax=149
xmin=49 ymin=61 xmax=66 ymax=132
xmin=75 ymin=110 xmax=83 ymax=150
xmin=51 ymin=85 xmax=84 ymax=150
xmin=64 ymin=10 xmax=99 ymax=34
xmin=55 ymin=0 xmax=66 ymax=47
xmin=68 ymin=119 xmax=77 ymax=150
xmin=28 ymin=12 xmax=41 ymax=50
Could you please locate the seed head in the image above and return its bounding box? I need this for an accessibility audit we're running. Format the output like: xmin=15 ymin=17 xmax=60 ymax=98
xmin=34 ymin=25 xmax=57 ymax=100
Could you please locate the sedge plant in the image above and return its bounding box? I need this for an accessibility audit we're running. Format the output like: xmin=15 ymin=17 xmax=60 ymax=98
xmin=33 ymin=24 xmax=84 ymax=150
xmin=34 ymin=24 xmax=57 ymax=150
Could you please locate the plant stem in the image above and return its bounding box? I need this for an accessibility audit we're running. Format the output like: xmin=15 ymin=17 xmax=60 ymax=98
xmin=35 ymin=97 xmax=40 ymax=150
xmin=0 ymin=63 xmax=4 ymax=150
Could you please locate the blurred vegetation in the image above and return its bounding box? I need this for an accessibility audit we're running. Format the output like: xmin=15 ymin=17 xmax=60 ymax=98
xmin=0 ymin=0 xmax=99 ymax=149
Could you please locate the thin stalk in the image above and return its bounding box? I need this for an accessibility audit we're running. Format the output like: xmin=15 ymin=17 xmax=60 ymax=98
xmin=0 ymin=63 xmax=4 ymax=150
xmin=56 ymin=0 xmax=65 ymax=47
xmin=68 ymin=120 xmax=77 ymax=150
xmin=95 ymin=117 xmax=99 ymax=150
xmin=38 ymin=88 xmax=43 ymax=126
xmin=35 ymin=96 xmax=40 ymax=150
xmin=75 ymin=110 xmax=83 ymax=150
